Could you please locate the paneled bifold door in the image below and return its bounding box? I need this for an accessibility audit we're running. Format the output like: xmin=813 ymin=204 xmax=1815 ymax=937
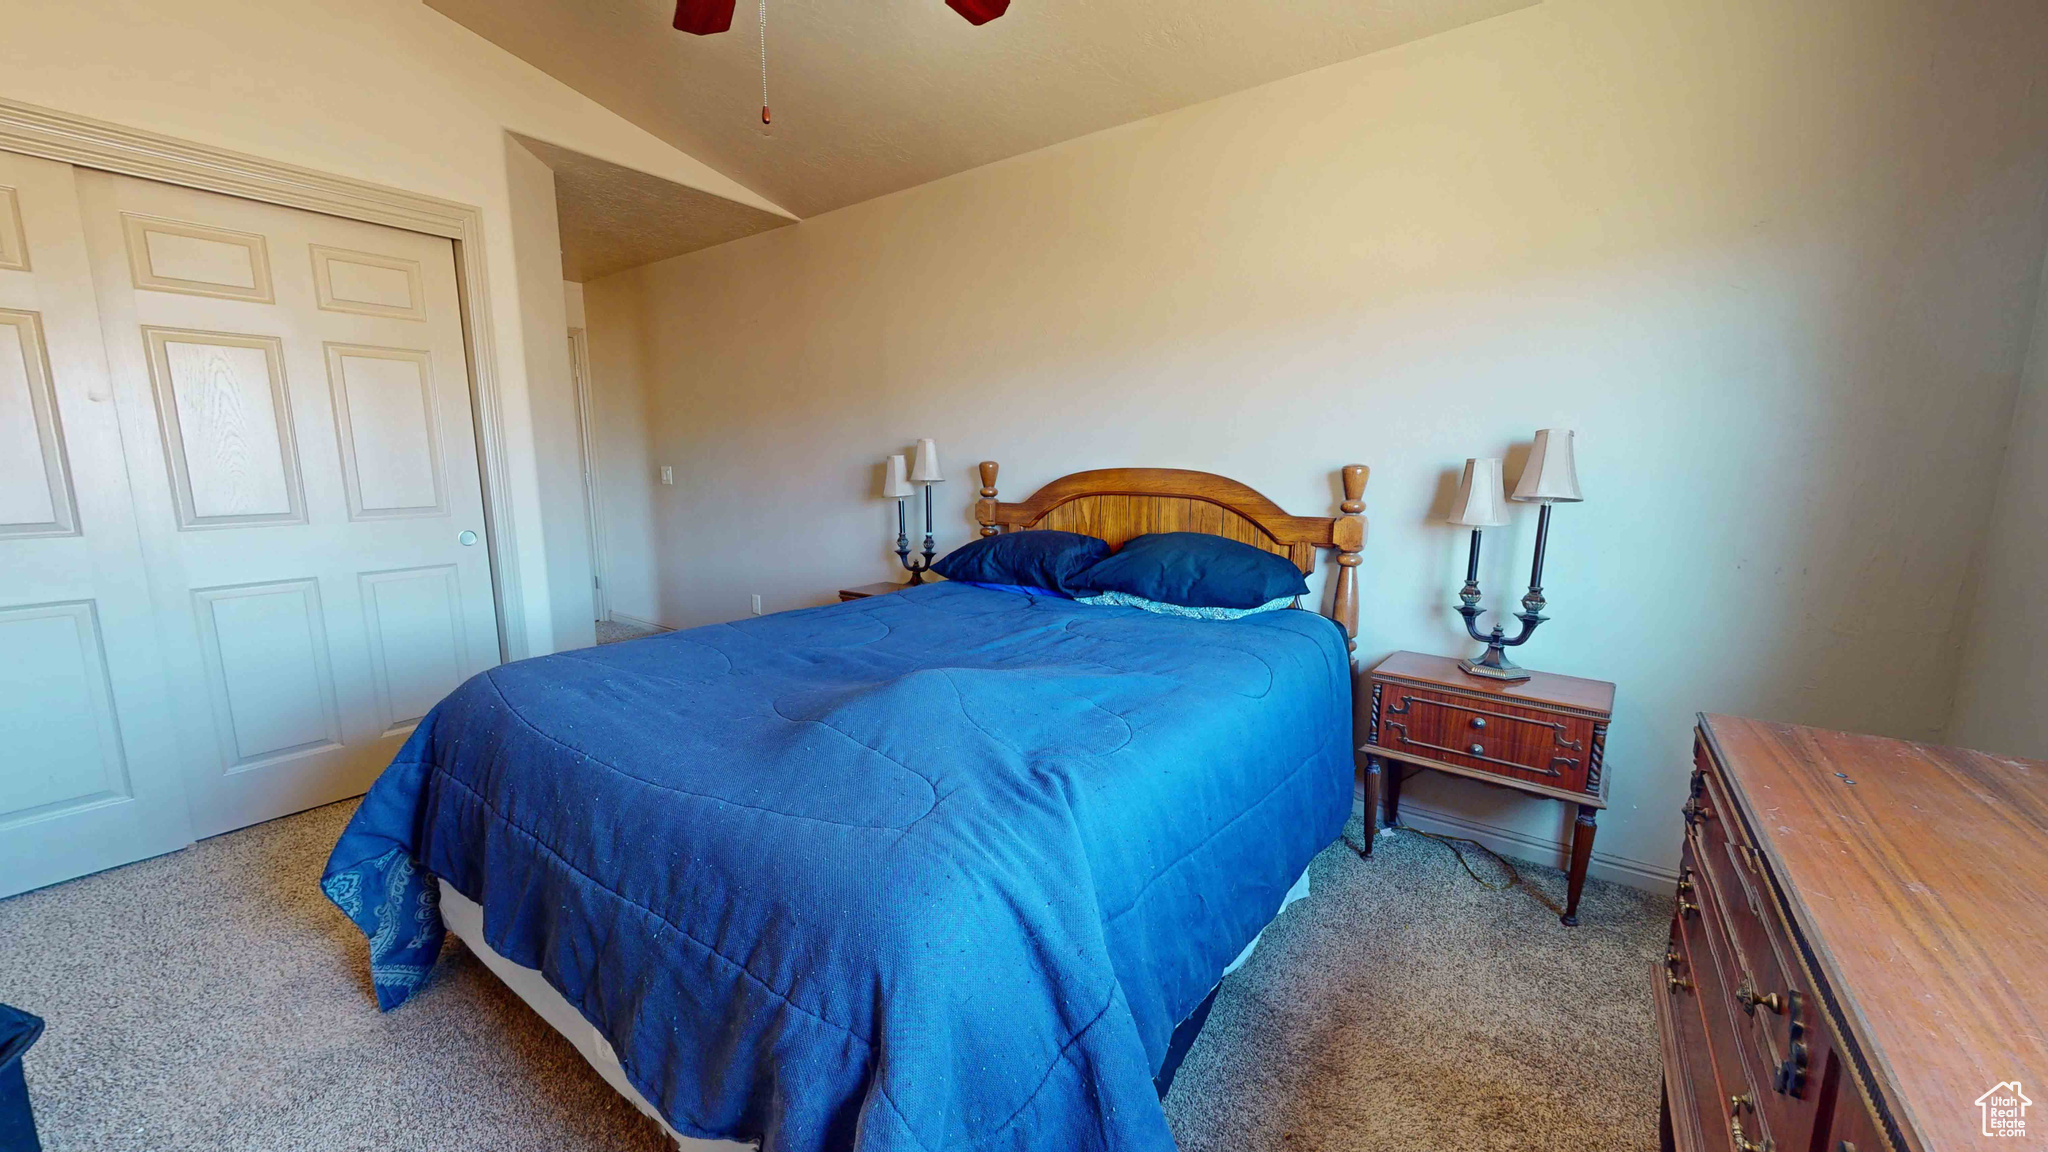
xmin=0 ymin=157 xmax=498 ymax=895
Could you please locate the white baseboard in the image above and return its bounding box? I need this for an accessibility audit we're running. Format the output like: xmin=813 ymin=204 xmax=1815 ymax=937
xmin=1350 ymin=789 xmax=1678 ymax=894
xmin=608 ymin=611 xmax=674 ymax=633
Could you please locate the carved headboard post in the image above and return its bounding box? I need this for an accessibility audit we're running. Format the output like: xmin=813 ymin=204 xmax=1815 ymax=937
xmin=975 ymin=461 xmax=1001 ymax=537
xmin=1332 ymin=464 xmax=1368 ymax=652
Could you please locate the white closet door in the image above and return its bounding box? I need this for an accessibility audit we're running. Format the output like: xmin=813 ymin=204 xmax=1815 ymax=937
xmin=0 ymin=154 xmax=193 ymax=897
xmin=76 ymin=171 xmax=500 ymax=839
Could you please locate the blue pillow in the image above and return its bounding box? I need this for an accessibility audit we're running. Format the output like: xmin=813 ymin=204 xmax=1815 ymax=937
xmin=930 ymin=530 xmax=1111 ymax=595
xmin=1073 ymin=532 xmax=1309 ymax=610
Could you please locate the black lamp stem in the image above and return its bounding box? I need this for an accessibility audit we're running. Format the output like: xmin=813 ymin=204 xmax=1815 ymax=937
xmin=1524 ymin=502 xmax=1552 ymax=615
xmin=1454 ymin=503 xmax=1556 ymax=682
xmin=895 ymin=485 xmax=940 ymax=585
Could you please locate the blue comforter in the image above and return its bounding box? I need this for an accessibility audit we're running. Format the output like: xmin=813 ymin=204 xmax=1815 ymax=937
xmin=323 ymin=582 xmax=1353 ymax=1151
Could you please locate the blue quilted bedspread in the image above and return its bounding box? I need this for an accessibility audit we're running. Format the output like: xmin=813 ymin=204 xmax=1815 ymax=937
xmin=323 ymin=582 xmax=1353 ymax=1151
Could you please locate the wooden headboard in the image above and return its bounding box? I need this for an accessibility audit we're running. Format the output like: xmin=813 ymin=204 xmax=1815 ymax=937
xmin=972 ymin=462 xmax=1368 ymax=647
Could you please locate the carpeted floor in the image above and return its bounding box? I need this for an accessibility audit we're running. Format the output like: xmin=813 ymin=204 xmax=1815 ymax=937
xmin=0 ymin=802 xmax=1670 ymax=1151
xmin=595 ymin=617 xmax=668 ymax=645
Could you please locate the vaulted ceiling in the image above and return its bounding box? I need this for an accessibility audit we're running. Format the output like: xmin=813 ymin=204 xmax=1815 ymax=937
xmin=435 ymin=0 xmax=1537 ymax=220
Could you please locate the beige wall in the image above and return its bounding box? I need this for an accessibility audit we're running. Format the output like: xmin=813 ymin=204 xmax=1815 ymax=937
xmin=564 ymin=281 xmax=588 ymax=329
xmin=584 ymin=0 xmax=2048 ymax=885
xmin=0 ymin=0 xmax=785 ymax=657
xmin=582 ymin=276 xmax=664 ymax=626
xmin=1950 ymin=244 xmax=2048 ymax=760
xmin=506 ymin=138 xmax=595 ymax=650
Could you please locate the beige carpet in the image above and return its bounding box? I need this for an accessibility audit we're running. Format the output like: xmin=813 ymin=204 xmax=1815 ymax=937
xmin=595 ymin=617 xmax=668 ymax=645
xmin=0 ymin=801 xmax=1670 ymax=1151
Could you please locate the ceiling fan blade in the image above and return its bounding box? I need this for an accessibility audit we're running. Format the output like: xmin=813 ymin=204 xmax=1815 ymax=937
xmin=673 ymin=0 xmax=737 ymax=35
xmin=945 ymin=0 xmax=1010 ymax=25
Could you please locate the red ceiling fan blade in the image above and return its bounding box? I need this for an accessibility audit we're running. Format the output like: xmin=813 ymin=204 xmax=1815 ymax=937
xmin=946 ymin=0 xmax=1010 ymax=25
xmin=673 ymin=0 xmax=737 ymax=35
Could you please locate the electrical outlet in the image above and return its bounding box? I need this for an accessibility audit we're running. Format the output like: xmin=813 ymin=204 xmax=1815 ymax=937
xmin=660 ymin=466 xmax=674 ymax=486
xmin=750 ymin=594 xmax=763 ymax=616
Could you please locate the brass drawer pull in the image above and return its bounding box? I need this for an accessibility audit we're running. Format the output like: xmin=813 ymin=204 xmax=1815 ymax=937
xmin=1664 ymin=947 xmax=1692 ymax=992
xmin=1730 ymin=1114 xmax=1773 ymax=1151
xmin=1677 ymin=898 xmax=1700 ymax=918
xmin=1736 ymin=980 xmax=1786 ymax=1016
xmin=1729 ymin=1097 xmax=1773 ymax=1152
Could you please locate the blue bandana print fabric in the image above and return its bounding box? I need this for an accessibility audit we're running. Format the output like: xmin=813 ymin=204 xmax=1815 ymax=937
xmin=322 ymin=582 xmax=1352 ymax=1152
xmin=321 ymin=846 xmax=442 ymax=1009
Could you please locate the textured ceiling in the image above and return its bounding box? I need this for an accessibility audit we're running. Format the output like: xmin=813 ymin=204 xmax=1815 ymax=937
xmin=514 ymin=134 xmax=793 ymax=279
xmin=436 ymin=0 xmax=1539 ymax=219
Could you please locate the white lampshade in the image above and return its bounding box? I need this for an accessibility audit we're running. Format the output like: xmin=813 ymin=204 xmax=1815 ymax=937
xmin=1511 ymin=428 xmax=1583 ymax=504
xmin=910 ymin=438 xmax=944 ymax=484
xmin=1447 ymin=458 xmax=1510 ymax=527
xmin=881 ymin=454 xmax=913 ymax=499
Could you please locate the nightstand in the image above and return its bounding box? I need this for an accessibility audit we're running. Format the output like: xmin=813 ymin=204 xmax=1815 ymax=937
xmin=838 ymin=580 xmax=916 ymax=601
xmin=1360 ymin=650 xmax=1615 ymax=925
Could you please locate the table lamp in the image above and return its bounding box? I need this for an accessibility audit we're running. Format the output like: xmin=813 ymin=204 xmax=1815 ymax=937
xmin=1452 ymin=429 xmax=1583 ymax=681
xmin=882 ymin=438 xmax=945 ymax=584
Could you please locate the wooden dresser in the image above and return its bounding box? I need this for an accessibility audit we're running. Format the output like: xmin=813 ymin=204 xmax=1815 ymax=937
xmin=1661 ymin=715 xmax=2048 ymax=1152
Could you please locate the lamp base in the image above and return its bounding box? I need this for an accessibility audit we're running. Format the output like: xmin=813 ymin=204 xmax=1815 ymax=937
xmin=1459 ymin=650 xmax=1533 ymax=683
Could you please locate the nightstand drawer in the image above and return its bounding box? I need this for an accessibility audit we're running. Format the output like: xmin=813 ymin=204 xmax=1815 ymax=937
xmin=1374 ymin=686 xmax=1596 ymax=794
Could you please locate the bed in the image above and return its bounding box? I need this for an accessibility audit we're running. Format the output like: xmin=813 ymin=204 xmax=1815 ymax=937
xmin=323 ymin=462 xmax=1368 ymax=1152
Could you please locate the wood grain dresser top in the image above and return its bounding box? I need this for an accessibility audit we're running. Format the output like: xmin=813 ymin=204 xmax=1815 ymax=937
xmin=1700 ymin=714 xmax=2048 ymax=1152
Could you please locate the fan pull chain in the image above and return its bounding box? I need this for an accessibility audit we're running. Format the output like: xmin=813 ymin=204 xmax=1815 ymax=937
xmin=758 ymin=0 xmax=770 ymax=124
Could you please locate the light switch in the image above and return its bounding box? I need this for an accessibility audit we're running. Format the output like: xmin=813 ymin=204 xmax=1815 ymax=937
xmin=660 ymin=466 xmax=674 ymax=485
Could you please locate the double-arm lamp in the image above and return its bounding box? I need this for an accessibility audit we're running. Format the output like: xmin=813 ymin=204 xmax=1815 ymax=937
xmin=881 ymin=438 xmax=945 ymax=584
xmin=1446 ymin=429 xmax=1583 ymax=682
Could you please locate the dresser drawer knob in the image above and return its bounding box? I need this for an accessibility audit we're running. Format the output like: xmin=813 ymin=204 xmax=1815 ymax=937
xmin=1662 ymin=947 xmax=1691 ymax=991
xmin=1468 ymin=742 xmax=1485 ymax=755
xmin=1677 ymin=898 xmax=1700 ymax=918
xmin=1736 ymin=980 xmax=1786 ymax=1016
xmin=1470 ymin=716 xmax=1487 ymax=730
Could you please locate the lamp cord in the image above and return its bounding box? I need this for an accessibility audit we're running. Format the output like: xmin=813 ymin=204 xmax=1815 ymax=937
xmin=1344 ymin=773 xmax=1563 ymax=915
xmin=1388 ymin=822 xmax=1522 ymax=892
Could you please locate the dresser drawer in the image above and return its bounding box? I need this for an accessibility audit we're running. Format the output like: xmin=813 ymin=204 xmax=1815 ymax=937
xmin=1691 ymin=757 xmax=1810 ymax=1029
xmin=1676 ymin=839 xmax=1777 ymax=1147
xmin=1688 ymin=841 xmax=1829 ymax=1152
xmin=1687 ymin=743 xmax=1831 ymax=1151
xmin=1824 ymin=1082 xmax=1892 ymax=1152
xmin=1374 ymin=685 xmax=1597 ymax=795
xmin=1657 ymin=921 xmax=1729 ymax=1152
